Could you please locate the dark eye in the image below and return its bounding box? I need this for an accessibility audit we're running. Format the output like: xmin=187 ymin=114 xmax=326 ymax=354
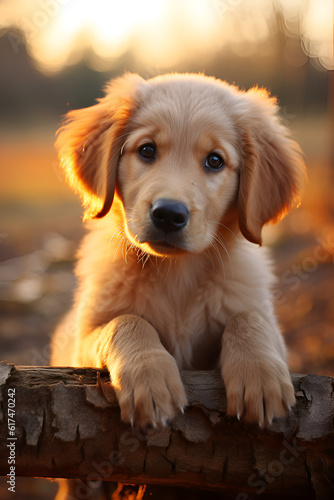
xmin=205 ymin=152 xmax=225 ymax=171
xmin=138 ymin=143 xmax=156 ymax=161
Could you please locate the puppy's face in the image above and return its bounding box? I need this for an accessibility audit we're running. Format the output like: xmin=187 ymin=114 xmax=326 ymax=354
xmin=118 ymin=83 xmax=240 ymax=256
xmin=56 ymin=73 xmax=305 ymax=253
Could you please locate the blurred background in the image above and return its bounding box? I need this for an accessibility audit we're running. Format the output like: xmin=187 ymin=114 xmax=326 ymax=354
xmin=0 ymin=0 xmax=333 ymax=497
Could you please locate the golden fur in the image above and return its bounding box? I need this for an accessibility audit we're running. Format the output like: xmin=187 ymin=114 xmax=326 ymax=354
xmin=52 ymin=73 xmax=305 ymax=432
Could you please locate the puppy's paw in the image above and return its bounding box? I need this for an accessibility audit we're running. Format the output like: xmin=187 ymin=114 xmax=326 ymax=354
xmin=109 ymin=349 xmax=187 ymax=430
xmin=222 ymin=356 xmax=295 ymax=427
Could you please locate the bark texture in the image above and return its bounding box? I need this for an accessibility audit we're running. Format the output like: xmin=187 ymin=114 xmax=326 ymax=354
xmin=0 ymin=362 xmax=333 ymax=499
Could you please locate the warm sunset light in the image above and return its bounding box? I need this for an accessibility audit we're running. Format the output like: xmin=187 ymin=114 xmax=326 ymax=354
xmin=302 ymin=0 xmax=334 ymax=69
xmin=1 ymin=0 xmax=334 ymax=498
xmin=0 ymin=0 xmax=333 ymax=74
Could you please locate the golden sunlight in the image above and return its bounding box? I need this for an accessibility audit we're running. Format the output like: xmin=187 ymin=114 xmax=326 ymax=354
xmin=302 ymin=0 xmax=334 ymax=69
xmin=0 ymin=0 xmax=333 ymax=73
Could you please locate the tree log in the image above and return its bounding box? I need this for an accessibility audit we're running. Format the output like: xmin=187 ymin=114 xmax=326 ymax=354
xmin=0 ymin=361 xmax=333 ymax=499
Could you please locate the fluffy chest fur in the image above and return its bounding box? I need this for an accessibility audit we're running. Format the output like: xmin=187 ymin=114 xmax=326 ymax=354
xmin=75 ymin=219 xmax=276 ymax=369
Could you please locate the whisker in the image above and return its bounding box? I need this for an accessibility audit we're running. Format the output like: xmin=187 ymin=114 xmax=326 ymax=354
xmin=211 ymin=238 xmax=226 ymax=278
xmin=108 ymin=222 xmax=124 ymax=247
xmin=114 ymin=131 xmax=133 ymax=144
xmin=162 ymin=257 xmax=173 ymax=286
xmin=120 ymin=137 xmax=132 ymax=155
xmin=206 ymin=222 xmax=234 ymax=279
xmin=208 ymin=220 xmax=238 ymax=240
xmin=112 ymin=235 xmax=125 ymax=262
xmin=137 ymin=249 xmax=150 ymax=269
xmin=121 ymin=238 xmax=128 ymax=263
xmin=106 ymin=132 xmax=133 ymax=167
xmin=205 ymin=246 xmax=217 ymax=275
xmin=214 ymin=233 xmax=234 ymax=278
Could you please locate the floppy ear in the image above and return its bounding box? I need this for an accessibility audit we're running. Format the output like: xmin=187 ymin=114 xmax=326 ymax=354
xmin=237 ymin=88 xmax=306 ymax=245
xmin=56 ymin=73 xmax=144 ymax=219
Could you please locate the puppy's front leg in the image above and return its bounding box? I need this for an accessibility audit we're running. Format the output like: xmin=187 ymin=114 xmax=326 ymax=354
xmin=77 ymin=314 xmax=187 ymax=429
xmin=221 ymin=312 xmax=295 ymax=426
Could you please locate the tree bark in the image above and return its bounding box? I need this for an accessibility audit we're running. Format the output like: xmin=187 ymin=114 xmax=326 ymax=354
xmin=0 ymin=362 xmax=333 ymax=499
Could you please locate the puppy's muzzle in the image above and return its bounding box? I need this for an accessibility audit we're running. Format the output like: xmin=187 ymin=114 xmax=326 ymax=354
xmin=150 ymin=198 xmax=189 ymax=234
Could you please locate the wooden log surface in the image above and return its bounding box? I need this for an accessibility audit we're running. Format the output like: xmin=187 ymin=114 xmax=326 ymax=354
xmin=0 ymin=361 xmax=333 ymax=499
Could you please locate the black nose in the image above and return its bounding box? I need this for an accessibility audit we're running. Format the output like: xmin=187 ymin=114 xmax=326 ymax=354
xmin=150 ymin=199 xmax=190 ymax=233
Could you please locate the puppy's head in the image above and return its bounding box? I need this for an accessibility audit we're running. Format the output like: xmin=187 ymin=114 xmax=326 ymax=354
xmin=56 ymin=73 xmax=305 ymax=255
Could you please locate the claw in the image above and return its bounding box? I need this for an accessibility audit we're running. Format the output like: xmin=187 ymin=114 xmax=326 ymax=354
xmin=161 ymin=416 xmax=168 ymax=427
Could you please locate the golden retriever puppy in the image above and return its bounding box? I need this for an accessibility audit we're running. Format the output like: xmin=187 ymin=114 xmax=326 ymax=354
xmin=52 ymin=73 xmax=305 ymax=431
